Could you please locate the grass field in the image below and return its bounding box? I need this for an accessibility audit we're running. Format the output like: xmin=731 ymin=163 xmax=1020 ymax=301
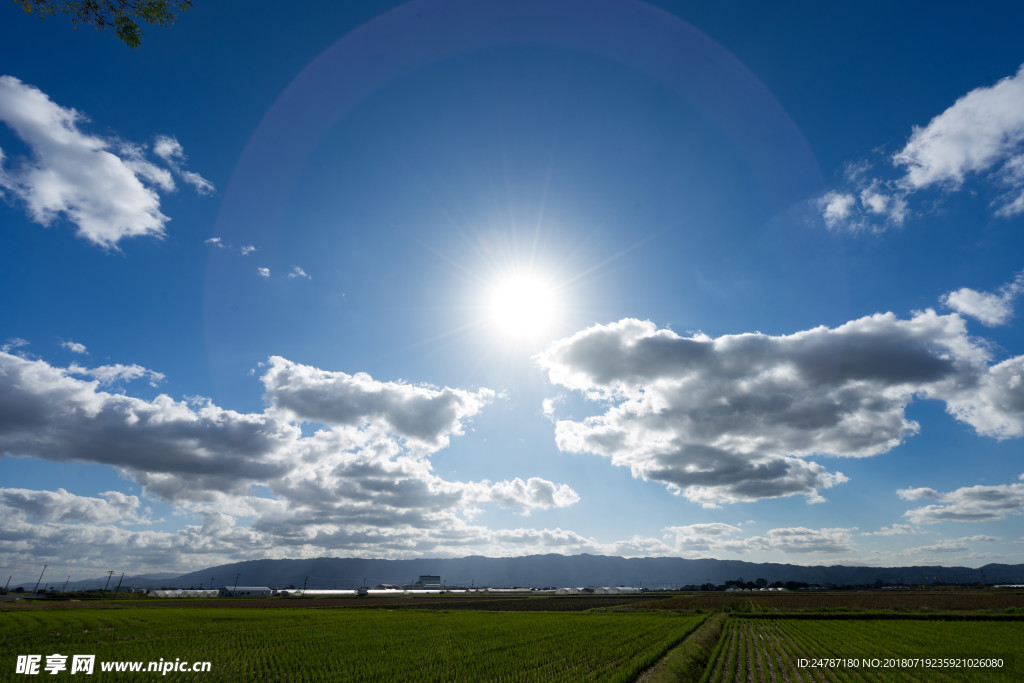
xmin=2 ymin=590 xmax=1021 ymax=681
xmin=1 ymin=605 xmax=705 ymax=681
xmin=703 ymin=617 xmax=1019 ymax=682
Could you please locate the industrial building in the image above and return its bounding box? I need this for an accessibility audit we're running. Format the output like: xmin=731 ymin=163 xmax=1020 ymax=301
xmin=415 ymin=575 xmax=442 ymax=589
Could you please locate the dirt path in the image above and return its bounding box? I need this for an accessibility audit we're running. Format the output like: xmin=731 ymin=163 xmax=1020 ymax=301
xmin=635 ymin=612 xmax=728 ymax=682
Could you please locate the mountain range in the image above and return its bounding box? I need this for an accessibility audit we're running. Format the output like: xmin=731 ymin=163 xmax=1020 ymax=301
xmin=33 ymin=555 xmax=1023 ymax=591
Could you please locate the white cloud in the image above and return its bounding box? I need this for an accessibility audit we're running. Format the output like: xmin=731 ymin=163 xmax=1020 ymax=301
xmin=664 ymin=523 xmax=855 ymax=555
xmin=541 ymin=395 xmax=564 ymax=422
xmin=743 ymin=526 xmax=855 ymax=554
xmin=60 ymin=340 xmax=87 ymax=354
xmin=902 ymin=535 xmax=1000 ymax=554
xmin=819 ymin=191 xmax=857 ymax=229
xmin=152 ymin=134 xmax=214 ymax=196
xmin=894 ymin=65 xmax=1024 ymax=198
xmin=1 ymin=337 xmax=29 ymax=353
xmin=152 ymin=135 xmax=184 ymax=163
xmin=488 ymin=477 xmax=580 ymax=511
xmin=941 ymin=272 xmax=1024 ymax=326
xmin=66 ymin=362 xmax=165 ymax=387
xmin=0 ymin=76 xmax=167 ymax=247
xmin=240 ymin=244 xmax=256 ymax=256
xmin=0 ymin=78 xmax=210 ymax=248
xmin=0 ymin=488 xmax=148 ymax=525
xmin=261 ymin=355 xmax=493 ymax=451
xmin=536 ymin=302 xmax=1024 ymax=506
xmin=0 ymin=350 xmax=583 ymax=565
xmin=942 ymin=355 xmax=1024 ymax=438
xmin=819 ymin=63 xmax=1024 ymax=230
xmin=288 ymin=266 xmax=310 ymax=279
xmin=665 ymin=523 xmax=744 ymax=554
xmin=899 ymin=478 xmax=1024 ymax=523
xmin=257 ymin=267 xmax=270 ymax=278
xmin=861 ymin=523 xmax=918 ymax=537
xmin=536 ymin=309 xmax=1018 ymax=506
xmin=205 ymin=237 xmax=224 ymax=248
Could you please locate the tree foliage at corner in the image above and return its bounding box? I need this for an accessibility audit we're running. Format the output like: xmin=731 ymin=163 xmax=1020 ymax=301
xmin=15 ymin=0 xmax=192 ymax=48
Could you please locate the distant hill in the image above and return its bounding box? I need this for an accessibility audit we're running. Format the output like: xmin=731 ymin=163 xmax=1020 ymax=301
xmin=162 ymin=554 xmax=1024 ymax=590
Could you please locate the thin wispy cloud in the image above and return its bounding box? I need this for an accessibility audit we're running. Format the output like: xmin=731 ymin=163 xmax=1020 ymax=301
xmin=66 ymin=361 xmax=165 ymax=387
xmin=819 ymin=63 xmax=1024 ymax=231
xmin=152 ymin=135 xmax=215 ymax=196
xmin=665 ymin=523 xmax=855 ymax=556
xmin=288 ymin=266 xmax=311 ymax=279
xmin=0 ymin=77 xmax=212 ymax=248
xmin=1 ymin=337 xmax=29 ymax=353
xmin=941 ymin=272 xmax=1024 ymax=326
xmin=60 ymin=340 xmax=87 ymax=354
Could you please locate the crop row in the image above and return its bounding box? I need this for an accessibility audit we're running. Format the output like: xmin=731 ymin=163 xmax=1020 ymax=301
xmin=2 ymin=607 xmax=706 ymax=681
xmin=702 ymin=618 xmax=1020 ymax=682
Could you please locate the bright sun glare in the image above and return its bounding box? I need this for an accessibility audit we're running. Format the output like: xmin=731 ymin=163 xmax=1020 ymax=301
xmin=486 ymin=272 xmax=560 ymax=341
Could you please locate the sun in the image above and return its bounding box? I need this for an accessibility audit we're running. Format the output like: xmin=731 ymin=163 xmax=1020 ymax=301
xmin=486 ymin=272 xmax=560 ymax=341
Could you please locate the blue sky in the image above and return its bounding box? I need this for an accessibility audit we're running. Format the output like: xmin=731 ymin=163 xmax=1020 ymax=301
xmin=2 ymin=0 xmax=1024 ymax=583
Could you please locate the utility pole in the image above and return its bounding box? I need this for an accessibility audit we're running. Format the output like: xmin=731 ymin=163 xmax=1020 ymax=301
xmin=4 ymin=576 xmax=10 ymax=591
xmin=209 ymin=576 xmax=215 ymax=589
xmin=33 ymin=565 xmax=47 ymax=593
xmin=103 ymin=571 xmax=115 ymax=592
xmin=303 ymin=576 xmax=309 ymax=593
xmin=114 ymin=572 xmax=125 ymax=598
xmin=63 ymin=576 xmax=70 ymax=592
xmin=233 ymin=573 xmax=240 ymax=595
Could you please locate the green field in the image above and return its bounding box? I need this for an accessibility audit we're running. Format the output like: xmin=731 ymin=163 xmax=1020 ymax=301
xmin=1 ymin=606 xmax=705 ymax=681
xmin=703 ymin=617 xmax=1020 ymax=682
xmin=2 ymin=591 xmax=1021 ymax=681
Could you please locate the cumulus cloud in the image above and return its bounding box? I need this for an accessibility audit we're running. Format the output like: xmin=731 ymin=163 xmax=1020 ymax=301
xmin=0 ymin=488 xmax=148 ymax=525
xmin=0 ymin=351 xmax=294 ymax=501
xmin=288 ymin=266 xmax=310 ymax=279
xmin=240 ymin=244 xmax=256 ymax=256
xmin=535 ymin=310 xmax=1022 ymax=505
xmin=60 ymin=340 xmax=87 ymax=354
xmin=899 ymin=477 xmax=1024 ymax=523
xmin=205 ymin=237 xmax=224 ymax=248
xmin=261 ymin=356 xmax=493 ymax=451
xmin=0 ymin=350 xmax=580 ymax=566
xmin=488 ymin=477 xmax=580 ymax=512
xmin=257 ymin=267 xmax=270 ymax=278
xmin=819 ymin=63 xmax=1024 ymax=231
xmin=941 ymin=272 xmax=1024 ymax=326
xmin=0 ymin=504 xmax=269 ymax=574
xmin=0 ymin=76 xmax=211 ymax=248
xmin=537 ymin=308 xmax=1024 ymax=506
